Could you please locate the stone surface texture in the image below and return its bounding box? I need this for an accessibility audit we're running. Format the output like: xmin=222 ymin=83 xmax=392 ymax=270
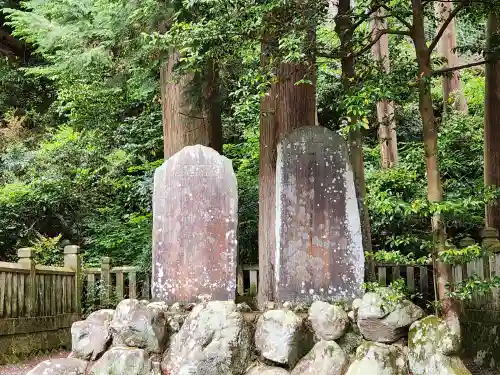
xmin=255 ymin=309 xmax=305 ymax=366
xmin=161 ymin=301 xmax=252 ymax=375
xmin=290 ymin=340 xmax=348 ymax=375
xmin=89 ymin=347 xmax=152 ymax=375
xmin=244 ymin=364 xmax=290 ymax=375
xmin=308 ymin=301 xmax=349 ymax=340
xmin=275 ymin=126 xmax=364 ymax=303
xmin=152 ymin=145 xmax=238 ymax=303
xmin=408 ymin=315 xmax=469 ymax=375
xmin=357 ymin=291 xmax=424 ymax=343
xmin=336 ymin=327 xmax=364 ymax=357
xmin=345 ymin=341 xmax=408 ymax=375
xmin=110 ymin=299 xmax=167 ymax=354
xmin=25 ymin=358 xmax=88 ymax=375
xmin=71 ymin=309 xmax=114 ymax=360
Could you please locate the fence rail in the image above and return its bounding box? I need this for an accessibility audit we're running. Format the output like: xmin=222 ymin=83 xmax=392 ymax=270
xmin=0 ymin=246 xmax=80 ymax=322
xmin=84 ymin=257 xmax=151 ymax=309
xmin=373 ymin=251 xmax=500 ymax=308
xmin=0 ymin=246 xmax=81 ymax=363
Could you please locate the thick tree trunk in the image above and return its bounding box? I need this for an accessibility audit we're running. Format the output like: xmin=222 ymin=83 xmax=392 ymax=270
xmin=434 ymin=1 xmax=468 ymax=114
xmin=258 ymin=40 xmax=316 ymax=308
xmin=485 ymin=13 xmax=500 ymax=229
xmin=412 ymin=0 xmax=458 ymax=325
xmin=160 ymin=52 xmax=222 ymax=159
xmin=336 ymin=0 xmax=374 ymax=280
xmin=371 ymin=9 xmax=398 ymax=168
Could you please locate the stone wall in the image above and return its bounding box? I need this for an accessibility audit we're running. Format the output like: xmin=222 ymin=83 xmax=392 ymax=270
xmin=461 ymin=308 xmax=500 ymax=370
xmin=0 ymin=313 xmax=79 ymax=364
xmin=26 ymin=289 xmax=472 ymax=375
xmin=0 ymin=327 xmax=72 ymax=364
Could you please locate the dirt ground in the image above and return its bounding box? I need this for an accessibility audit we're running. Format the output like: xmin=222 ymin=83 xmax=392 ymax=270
xmin=0 ymin=352 xmax=499 ymax=375
xmin=0 ymin=351 xmax=70 ymax=375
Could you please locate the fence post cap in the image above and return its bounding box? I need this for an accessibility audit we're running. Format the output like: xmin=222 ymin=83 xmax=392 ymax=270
xmin=64 ymin=245 xmax=80 ymax=254
xmin=481 ymin=227 xmax=499 ymax=238
xmin=490 ymin=243 xmax=500 ymax=253
xmin=459 ymin=237 xmax=476 ymax=247
xmin=18 ymin=247 xmax=34 ymax=259
xmin=101 ymin=256 xmax=111 ymax=264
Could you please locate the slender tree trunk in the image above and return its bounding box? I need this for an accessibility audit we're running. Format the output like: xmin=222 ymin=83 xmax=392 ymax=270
xmin=203 ymin=59 xmax=223 ymax=154
xmin=371 ymin=9 xmax=398 ymax=168
xmin=336 ymin=0 xmax=374 ymax=280
xmin=412 ymin=0 xmax=458 ymax=326
xmin=435 ymin=1 xmax=468 ymax=114
xmin=485 ymin=12 xmax=500 ymax=229
xmin=160 ymin=52 xmax=222 ymax=159
xmin=258 ymin=39 xmax=316 ymax=308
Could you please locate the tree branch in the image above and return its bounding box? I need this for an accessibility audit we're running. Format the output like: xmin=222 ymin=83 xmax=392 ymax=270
xmin=380 ymin=5 xmax=413 ymax=30
xmin=349 ymin=3 xmax=384 ymax=32
xmin=431 ymin=59 xmax=488 ymax=76
xmin=428 ymin=0 xmax=467 ymax=55
xmin=355 ymin=29 xmax=411 ymax=57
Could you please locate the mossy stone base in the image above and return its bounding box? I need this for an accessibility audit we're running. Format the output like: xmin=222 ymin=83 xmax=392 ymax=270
xmin=0 ymin=327 xmax=71 ymax=364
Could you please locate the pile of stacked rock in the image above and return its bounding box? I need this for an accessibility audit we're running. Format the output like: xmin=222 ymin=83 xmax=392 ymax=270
xmin=25 ymin=289 xmax=471 ymax=375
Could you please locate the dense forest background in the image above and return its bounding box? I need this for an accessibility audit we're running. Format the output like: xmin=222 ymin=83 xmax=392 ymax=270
xmin=0 ymin=0 xmax=496 ymax=275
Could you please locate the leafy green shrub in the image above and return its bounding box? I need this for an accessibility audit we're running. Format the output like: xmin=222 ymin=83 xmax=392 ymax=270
xmin=31 ymin=233 xmax=63 ymax=266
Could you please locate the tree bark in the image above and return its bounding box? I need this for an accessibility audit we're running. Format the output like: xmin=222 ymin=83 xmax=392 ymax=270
xmin=160 ymin=52 xmax=222 ymax=159
xmin=485 ymin=12 xmax=500 ymax=230
xmin=434 ymin=1 xmax=468 ymax=114
xmin=336 ymin=0 xmax=374 ymax=279
xmin=371 ymin=9 xmax=398 ymax=168
xmin=258 ymin=40 xmax=316 ymax=308
xmin=412 ymin=0 xmax=458 ymax=325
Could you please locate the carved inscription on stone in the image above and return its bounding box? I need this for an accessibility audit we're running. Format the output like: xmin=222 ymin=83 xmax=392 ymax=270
xmin=275 ymin=126 xmax=364 ymax=303
xmin=152 ymin=145 xmax=238 ymax=303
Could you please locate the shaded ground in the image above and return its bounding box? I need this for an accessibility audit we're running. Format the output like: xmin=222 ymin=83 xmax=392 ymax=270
xmin=463 ymin=359 xmax=500 ymax=375
xmin=0 ymin=351 xmax=69 ymax=375
xmin=0 ymin=352 xmax=498 ymax=375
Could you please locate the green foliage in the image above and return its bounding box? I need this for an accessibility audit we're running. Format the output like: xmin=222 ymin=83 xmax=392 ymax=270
xmin=0 ymin=0 xmax=496 ymax=279
xmin=448 ymin=275 xmax=500 ymax=302
xmin=363 ymin=279 xmax=416 ymax=310
xmin=31 ymin=233 xmax=63 ymax=266
xmin=365 ymin=112 xmax=487 ymax=256
xmin=366 ymin=250 xmax=430 ymax=265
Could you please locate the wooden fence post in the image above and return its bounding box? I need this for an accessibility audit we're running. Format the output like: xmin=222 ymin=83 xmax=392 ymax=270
xmin=129 ymin=269 xmax=137 ymax=299
xmin=18 ymin=248 xmax=35 ymax=317
xmin=237 ymin=266 xmax=244 ymax=296
xmin=101 ymin=257 xmax=111 ymax=304
xmin=64 ymin=245 xmax=82 ymax=315
xmin=481 ymin=227 xmax=499 ymax=251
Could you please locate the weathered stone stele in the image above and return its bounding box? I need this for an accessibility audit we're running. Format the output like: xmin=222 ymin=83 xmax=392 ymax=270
xmin=275 ymin=126 xmax=364 ymax=303
xmin=152 ymin=145 xmax=238 ymax=303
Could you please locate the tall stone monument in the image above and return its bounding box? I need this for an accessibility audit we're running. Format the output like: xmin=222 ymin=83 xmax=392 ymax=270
xmin=275 ymin=126 xmax=364 ymax=303
xmin=152 ymin=145 xmax=238 ymax=303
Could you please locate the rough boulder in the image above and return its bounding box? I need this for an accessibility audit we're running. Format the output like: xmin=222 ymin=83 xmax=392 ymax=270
xmin=408 ymin=315 xmax=470 ymax=375
xmin=345 ymin=341 xmax=408 ymax=375
xmin=71 ymin=309 xmax=114 ymax=360
xmin=161 ymin=301 xmax=252 ymax=375
xmin=357 ymin=290 xmax=424 ymax=343
xmin=110 ymin=299 xmax=168 ymax=354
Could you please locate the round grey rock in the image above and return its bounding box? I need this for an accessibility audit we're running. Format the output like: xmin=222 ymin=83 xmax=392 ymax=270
xmin=255 ymin=309 xmax=304 ymax=366
xmin=291 ymin=340 xmax=348 ymax=375
xmin=308 ymin=301 xmax=349 ymax=341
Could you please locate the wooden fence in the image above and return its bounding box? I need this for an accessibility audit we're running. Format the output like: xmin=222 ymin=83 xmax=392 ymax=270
xmin=0 ymin=246 xmax=81 ymax=363
xmin=84 ymin=257 xmax=151 ymax=309
xmin=84 ymin=259 xmax=260 ymax=305
xmin=373 ymin=263 xmax=434 ymax=301
xmin=373 ymin=252 xmax=500 ymax=307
